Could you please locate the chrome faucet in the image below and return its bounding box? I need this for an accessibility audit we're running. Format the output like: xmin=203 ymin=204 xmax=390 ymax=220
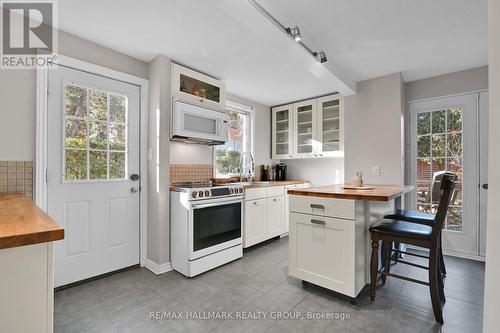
xmin=239 ymin=152 xmax=255 ymax=183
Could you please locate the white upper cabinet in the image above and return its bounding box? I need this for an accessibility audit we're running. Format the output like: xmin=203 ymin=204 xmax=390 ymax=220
xmin=317 ymin=94 xmax=344 ymax=157
xmin=171 ymin=63 xmax=226 ymax=109
xmin=272 ymin=104 xmax=294 ymax=159
xmin=272 ymin=94 xmax=343 ymax=159
xmin=293 ymin=99 xmax=318 ymax=158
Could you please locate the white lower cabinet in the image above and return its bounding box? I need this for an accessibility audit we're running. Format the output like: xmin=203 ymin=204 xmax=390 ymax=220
xmin=288 ymin=196 xmax=366 ymax=298
xmin=267 ymin=196 xmax=284 ymax=237
xmin=243 ymin=198 xmax=268 ymax=248
xmin=243 ymin=186 xmax=287 ymax=248
xmin=284 ymin=183 xmax=310 ymax=233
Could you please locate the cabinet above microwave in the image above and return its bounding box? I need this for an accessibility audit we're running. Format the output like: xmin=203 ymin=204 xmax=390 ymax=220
xmin=171 ymin=63 xmax=226 ymax=109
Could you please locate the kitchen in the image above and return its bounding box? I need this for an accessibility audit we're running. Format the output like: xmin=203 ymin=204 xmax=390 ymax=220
xmin=0 ymin=1 xmax=497 ymax=332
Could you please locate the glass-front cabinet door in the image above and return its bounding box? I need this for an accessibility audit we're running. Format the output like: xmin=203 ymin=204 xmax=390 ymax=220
xmin=317 ymin=94 xmax=343 ymax=157
xmin=171 ymin=63 xmax=226 ymax=108
xmin=272 ymin=104 xmax=293 ymax=159
xmin=293 ymin=99 xmax=317 ymax=158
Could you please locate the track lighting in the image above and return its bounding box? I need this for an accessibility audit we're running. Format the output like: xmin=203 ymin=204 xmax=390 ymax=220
xmin=286 ymin=26 xmax=302 ymax=42
xmin=313 ymin=51 xmax=328 ymax=63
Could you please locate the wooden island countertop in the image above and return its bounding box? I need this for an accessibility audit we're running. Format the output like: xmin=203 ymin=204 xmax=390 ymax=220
xmin=0 ymin=193 xmax=64 ymax=250
xmin=287 ymin=184 xmax=414 ymax=201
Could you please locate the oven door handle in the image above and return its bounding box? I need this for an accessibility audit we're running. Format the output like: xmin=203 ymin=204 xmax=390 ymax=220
xmin=192 ymin=200 xmax=242 ymax=209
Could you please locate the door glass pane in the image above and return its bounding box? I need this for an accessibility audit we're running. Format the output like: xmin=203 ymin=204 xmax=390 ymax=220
xmin=65 ymin=149 xmax=87 ymax=180
xmin=321 ymin=99 xmax=340 ymax=152
xmin=296 ymin=104 xmax=313 ymax=154
xmin=65 ymin=119 xmax=87 ymax=148
xmin=65 ymin=85 xmax=87 ymax=118
xmin=89 ymin=151 xmax=107 ymax=179
xmin=63 ymin=84 xmax=128 ymax=181
xmin=275 ymin=109 xmax=289 ymax=156
xmin=89 ymin=90 xmax=107 ymax=120
xmin=180 ymin=74 xmax=220 ymax=103
xmin=415 ymin=108 xmax=464 ymax=231
xmin=110 ymin=94 xmax=127 ymax=122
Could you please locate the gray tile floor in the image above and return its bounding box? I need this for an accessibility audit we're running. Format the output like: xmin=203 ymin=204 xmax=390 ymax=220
xmin=54 ymin=237 xmax=485 ymax=333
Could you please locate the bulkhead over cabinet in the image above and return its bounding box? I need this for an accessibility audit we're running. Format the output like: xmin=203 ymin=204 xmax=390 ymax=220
xmin=171 ymin=63 xmax=226 ymax=109
xmin=272 ymin=94 xmax=343 ymax=159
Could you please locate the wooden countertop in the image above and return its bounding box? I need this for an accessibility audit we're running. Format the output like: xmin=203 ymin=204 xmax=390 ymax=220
xmin=0 ymin=193 xmax=64 ymax=250
xmin=287 ymin=184 xmax=414 ymax=201
xmin=242 ymin=180 xmax=310 ymax=189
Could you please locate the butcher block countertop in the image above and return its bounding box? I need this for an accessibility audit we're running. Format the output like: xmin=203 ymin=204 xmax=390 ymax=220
xmin=242 ymin=180 xmax=310 ymax=189
xmin=0 ymin=193 xmax=64 ymax=250
xmin=287 ymin=184 xmax=414 ymax=201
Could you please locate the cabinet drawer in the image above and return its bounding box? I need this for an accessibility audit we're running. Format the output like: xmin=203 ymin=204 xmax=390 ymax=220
xmin=289 ymin=195 xmax=355 ymax=220
xmin=267 ymin=186 xmax=284 ymax=197
xmin=245 ymin=187 xmax=267 ymax=200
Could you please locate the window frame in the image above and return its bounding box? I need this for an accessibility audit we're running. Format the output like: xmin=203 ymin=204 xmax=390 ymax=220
xmin=62 ymin=81 xmax=130 ymax=183
xmin=213 ymin=100 xmax=254 ymax=179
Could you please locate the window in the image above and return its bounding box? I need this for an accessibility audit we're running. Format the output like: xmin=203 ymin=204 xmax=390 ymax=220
xmin=64 ymin=83 xmax=128 ymax=181
xmin=214 ymin=101 xmax=253 ymax=178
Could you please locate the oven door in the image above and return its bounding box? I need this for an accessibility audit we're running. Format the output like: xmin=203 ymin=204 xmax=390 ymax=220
xmin=189 ymin=198 xmax=242 ymax=260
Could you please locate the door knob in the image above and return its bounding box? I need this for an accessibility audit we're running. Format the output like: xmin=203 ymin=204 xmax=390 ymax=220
xmin=130 ymin=174 xmax=140 ymax=181
xmin=131 ymin=186 xmax=139 ymax=193
xmin=482 ymin=183 xmax=488 ymax=190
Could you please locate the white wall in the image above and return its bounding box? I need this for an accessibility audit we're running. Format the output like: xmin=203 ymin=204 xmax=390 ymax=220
xmin=169 ymin=93 xmax=273 ymax=167
xmin=406 ymin=66 xmax=488 ymax=102
xmin=286 ymin=158 xmax=344 ymax=187
xmin=483 ymin=0 xmax=500 ymax=331
xmin=344 ymin=73 xmax=405 ymax=185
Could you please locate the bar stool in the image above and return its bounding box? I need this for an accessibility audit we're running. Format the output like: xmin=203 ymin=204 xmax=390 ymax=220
xmin=369 ymin=173 xmax=456 ymax=324
xmin=383 ymin=172 xmax=456 ymax=276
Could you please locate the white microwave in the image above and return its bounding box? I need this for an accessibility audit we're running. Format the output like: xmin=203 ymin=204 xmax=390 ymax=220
xmin=171 ymin=98 xmax=229 ymax=145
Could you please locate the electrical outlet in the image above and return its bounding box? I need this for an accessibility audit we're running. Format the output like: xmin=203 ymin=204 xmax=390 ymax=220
xmin=372 ymin=166 xmax=380 ymax=176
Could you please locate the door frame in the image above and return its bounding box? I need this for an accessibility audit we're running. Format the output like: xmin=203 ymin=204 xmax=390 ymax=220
xmin=405 ymin=90 xmax=488 ymax=261
xmin=35 ymin=54 xmax=149 ymax=267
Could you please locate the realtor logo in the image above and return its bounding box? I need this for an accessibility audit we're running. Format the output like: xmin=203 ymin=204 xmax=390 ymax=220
xmin=1 ymin=0 xmax=57 ymax=68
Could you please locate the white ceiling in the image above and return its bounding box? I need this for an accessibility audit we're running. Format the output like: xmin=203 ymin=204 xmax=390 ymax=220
xmin=57 ymin=0 xmax=488 ymax=106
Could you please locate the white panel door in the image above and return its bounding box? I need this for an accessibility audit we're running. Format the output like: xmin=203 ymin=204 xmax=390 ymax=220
xmin=243 ymin=199 xmax=267 ymax=248
xmin=409 ymin=94 xmax=479 ymax=256
xmin=267 ymin=196 xmax=284 ymax=237
xmin=48 ymin=66 xmax=140 ymax=287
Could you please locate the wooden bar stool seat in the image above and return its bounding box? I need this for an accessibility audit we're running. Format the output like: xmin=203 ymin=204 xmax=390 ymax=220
xmin=369 ymin=172 xmax=456 ymax=325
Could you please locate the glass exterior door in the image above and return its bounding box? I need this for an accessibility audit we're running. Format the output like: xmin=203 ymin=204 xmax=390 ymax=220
xmin=410 ymin=94 xmax=479 ymax=256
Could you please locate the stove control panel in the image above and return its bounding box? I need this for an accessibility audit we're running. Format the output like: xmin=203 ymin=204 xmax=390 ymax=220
xmin=190 ymin=186 xmax=243 ymax=199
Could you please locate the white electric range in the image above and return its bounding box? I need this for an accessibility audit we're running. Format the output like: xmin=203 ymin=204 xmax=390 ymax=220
xmin=170 ymin=182 xmax=244 ymax=277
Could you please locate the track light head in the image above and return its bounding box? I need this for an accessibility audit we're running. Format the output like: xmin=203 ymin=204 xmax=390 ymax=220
xmin=286 ymin=26 xmax=301 ymax=42
xmin=313 ymin=51 xmax=328 ymax=63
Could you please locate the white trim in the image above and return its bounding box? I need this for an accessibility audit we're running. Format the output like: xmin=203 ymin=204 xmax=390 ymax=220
xmin=143 ymin=258 xmax=173 ymax=275
xmin=408 ymin=89 xmax=489 ymax=104
xmin=36 ymin=54 xmax=149 ymax=268
xmin=405 ymin=245 xmax=485 ymax=262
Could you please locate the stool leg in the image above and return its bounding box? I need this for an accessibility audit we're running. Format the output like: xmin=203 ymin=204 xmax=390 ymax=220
xmin=429 ymin=247 xmax=444 ymax=324
xmin=370 ymin=237 xmax=379 ymax=301
xmin=381 ymin=241 xmax=387 ymax=285
xmin=385 ymin=241 xmax=392 ymax=278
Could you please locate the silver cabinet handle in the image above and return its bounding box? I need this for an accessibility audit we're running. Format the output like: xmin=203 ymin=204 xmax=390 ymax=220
xmin=311 ymin=219 xmax=325 ymax=225
xmin=310 ymin=204 xmax=324 ymax=209
xmin=273 ymin=198 xmax=279 ymax=202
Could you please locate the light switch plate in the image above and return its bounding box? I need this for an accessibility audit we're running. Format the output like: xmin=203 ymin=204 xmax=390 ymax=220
xmin=372 ymin=165 xmax=380 ymax=176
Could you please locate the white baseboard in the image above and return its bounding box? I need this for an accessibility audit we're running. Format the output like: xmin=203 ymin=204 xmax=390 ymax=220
xmin=142 ymin=258 xmax=172 ymax=275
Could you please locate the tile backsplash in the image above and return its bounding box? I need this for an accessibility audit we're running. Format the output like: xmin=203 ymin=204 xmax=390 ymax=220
xmin=0 ymin=161 xmax=33 ymax=199
xmin=170 ymin=164 xmax=213 ymax=183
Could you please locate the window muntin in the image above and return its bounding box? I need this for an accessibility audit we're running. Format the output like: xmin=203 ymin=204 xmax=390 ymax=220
xmin=63 ymin=83 xmax=128 ymax=181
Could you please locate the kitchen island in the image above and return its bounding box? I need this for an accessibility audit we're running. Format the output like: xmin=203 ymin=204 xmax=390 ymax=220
xmin=287 ymin=184 xmax=413 ymax=299
xmin=0 ymin=193 xmax=64 ymax=333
